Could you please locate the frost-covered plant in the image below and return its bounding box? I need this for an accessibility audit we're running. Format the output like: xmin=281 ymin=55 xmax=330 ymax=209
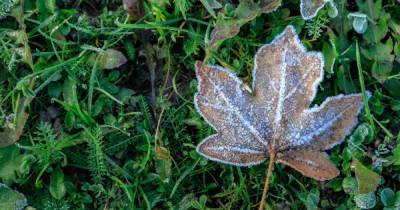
xmin=0 ymin=0 xmax=17 ymax=19
xmin=348 ymin=12 xmax=368 ymax=34
xmin=326 ymin=0 xmax=338 ymax=18
xmin=0 ymin=183 xmax=27 ymax=210
xmin=300 ymin=0 xmax=336 ymax=20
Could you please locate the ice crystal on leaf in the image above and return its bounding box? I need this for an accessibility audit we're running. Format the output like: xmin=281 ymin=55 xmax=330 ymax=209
xmin=195 ymin=25 xmax=364 ymax=181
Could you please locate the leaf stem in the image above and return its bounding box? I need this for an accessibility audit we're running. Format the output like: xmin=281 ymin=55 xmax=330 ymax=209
xmin=258 ymin=151 xmax=275 ymax=210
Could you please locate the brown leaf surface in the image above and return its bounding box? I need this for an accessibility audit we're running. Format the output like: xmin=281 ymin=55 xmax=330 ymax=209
xmin=0 ymin=112 xmax=28 ymax=148
xmin=195 ymin=25 xmax=364 ymax=180
xmin=207 ymin=0 xmax=282 ymax=49
xmin=276 ymin=149 xmax=339 ymax=181
xmin=260 ymin=0 xmax=282 ymax=13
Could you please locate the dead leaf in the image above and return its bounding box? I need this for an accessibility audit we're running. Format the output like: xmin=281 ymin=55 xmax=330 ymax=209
xmin=123 ymin=0 xmax=142 ymax=21
xmin=0 ymin=112 xmax=28 ymax=148
xmin=260 ymin=0 xmax=282 ymax=13
xmin=155 ymin=145 xmax=172 ymax=183
xmin=300 ymin=0 xmax=328 ymax=20
xmin=195 ymin=25 xmax=364 ymax=181
xmin=208 ymin=17 xmax=241 ymax=49
xmin=207 ymin=0 xmax=281 ymax=50
xmin=123 ymin=0 xmax=140 ymax=13
xmin=96 ymin=49 xmax=128 ymax=70
xmin=235 ymin=1 xmax=260 ymax=21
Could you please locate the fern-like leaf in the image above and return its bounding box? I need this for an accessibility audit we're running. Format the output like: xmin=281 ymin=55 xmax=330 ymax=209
xmin=85 ymin=127 xmax=108 ymax=184
xmin=33 ymin=123 xmax=64 ymax=170
xmin=137 ymin=96 xmax=153 ymax=130
xmin=305 ymin=11 xmax=330 ymax=40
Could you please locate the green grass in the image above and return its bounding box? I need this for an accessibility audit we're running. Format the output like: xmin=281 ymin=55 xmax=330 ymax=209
xmin=0 ymin=0 xmax=399 ymax=209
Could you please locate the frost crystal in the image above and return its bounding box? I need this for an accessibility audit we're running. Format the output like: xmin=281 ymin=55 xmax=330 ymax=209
xmin=195 ymin=25 xmax=364 ymax=181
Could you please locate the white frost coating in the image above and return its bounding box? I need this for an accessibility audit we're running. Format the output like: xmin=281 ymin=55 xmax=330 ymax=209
xmin=196 ymin=135 xmax=266 ymax=167
xmin=194 ymin=63 xmax=249 ymax=133
xmin=284 ymin=52 xmax=324 ymax=103
xmin=304 ymin=93 xmax=362 ymax=114
xmin=294 ymin=157 xmax=316 ymax=166
xmin=307 ymin=52 xmax=325 ymax=101
xmin=300 ymin=0 xmax=330 ymax=20
xmin=209 ymin=146 xmax=263 ymax=154
xmin=303 ymin=93 xmax=364 ymax=149
xmin=194 ymin=62 xmax=268 ymax=166
xmin=274 ymin=45 xmax=288 ymax=127
xmin=204 ymin=73 xmax=268 ymax=147
xmin=253 ymin=25 xmax=325 ymax=139
xmin=252 ymin=25 xmax=306 ymax=91
xmin=324 ymin=95 xmax=364 ymax=150
xmin=252 ymin=26 xmax=325 ymax=108
xmin=298 ymin=100 xmax=353 ymax=146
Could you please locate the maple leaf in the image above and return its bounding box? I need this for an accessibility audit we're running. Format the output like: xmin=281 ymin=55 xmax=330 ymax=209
xmin=195 ymin=25 xmax=364 ymax=182
xmin=300 ymin=0 xmax=329 ymax=20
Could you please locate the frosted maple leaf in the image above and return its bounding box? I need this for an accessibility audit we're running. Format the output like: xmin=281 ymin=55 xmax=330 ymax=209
xmin=194 ymin=25 xmax=364 ymax=181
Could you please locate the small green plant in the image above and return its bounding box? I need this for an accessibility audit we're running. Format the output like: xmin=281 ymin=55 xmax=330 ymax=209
xmin=306 ymin=10 xmax=330 ymax=40
xmin=85 ymin=127 xmax=108 ymax=184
